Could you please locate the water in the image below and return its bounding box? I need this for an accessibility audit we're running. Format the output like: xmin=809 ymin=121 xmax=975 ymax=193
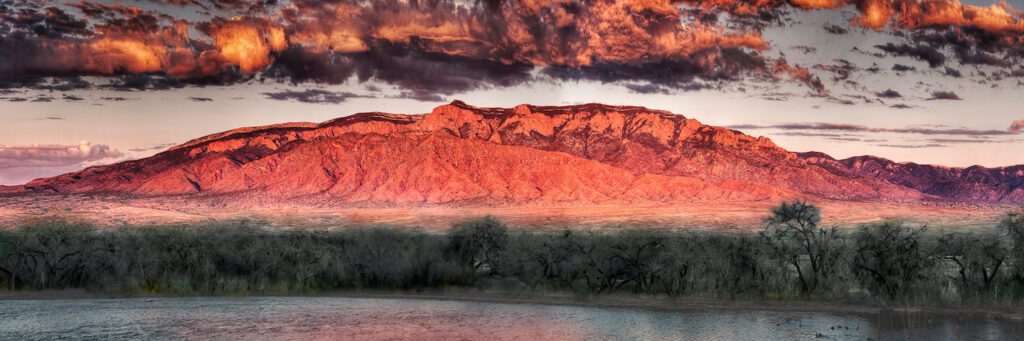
xmin=0 ymin=296 xmax=1021 ymax=340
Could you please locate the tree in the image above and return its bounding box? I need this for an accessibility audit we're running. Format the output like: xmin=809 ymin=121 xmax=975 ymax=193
xmin=0 ymin=229 xmax=21 ymax=289
xmin=447 ymin=216 xmax=508 ymax=275
xmin=762 ymin=200 xmax=844 ymax=294
xmin=999 ymin=212 xmax=1024 ymax=281
xmin=935 ymin=229 xmax=1009 ymax=292
xmin=851 ymin=221 xmax=933 ymax=300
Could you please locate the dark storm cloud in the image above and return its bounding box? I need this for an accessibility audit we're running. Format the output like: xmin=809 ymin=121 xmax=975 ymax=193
xmin=929 ymin=91 xmax=962 ymax=100
xmin=624 ymin=83 xmax=671 ymax=95
xmin=912 ymin=28 xmax=1023 ymax=67
xmin=262 ymin=89 xmax=365 ymax=104
xmin=875 ymin=43 xmax=945 ymax=68
xmin=187 ymin=97 xmax=214 ymax=102
xmin=391 ymin=91 xmax=446 ymax=102
xmin=891 ymin=64 xmax=916 ymax=72
xmin=944 ymin=67 xmax=962 ymax=78
xmin=875 ymin=89 xmax=902 ymax=98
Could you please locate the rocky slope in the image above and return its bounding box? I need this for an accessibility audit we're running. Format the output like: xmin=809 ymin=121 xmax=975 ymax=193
xmin=798 ymin=152 xmax=1024 ymax=204
xmin=1 ymin=101 xmax=965 ymax=207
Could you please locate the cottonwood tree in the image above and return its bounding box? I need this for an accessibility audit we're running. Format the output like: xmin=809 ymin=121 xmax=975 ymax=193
xmin=0 ymin=230 xmax=21 ymax=289
xmin=1000 ymin=212 xmax=1024 ymax=281
xmin=935 ymin=229 xmax=1009 ymax=293
xmin=852 ymin=221 xmax=934 ymax=300
xmin=762 ymin=200 xmax=844 ymax=294
xmin=447 ymin=216 xmax=508 ymax=275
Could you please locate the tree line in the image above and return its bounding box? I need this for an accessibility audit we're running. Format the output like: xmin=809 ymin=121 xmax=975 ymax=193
xmin=0 ymin=202 xmax=1023 ymax=305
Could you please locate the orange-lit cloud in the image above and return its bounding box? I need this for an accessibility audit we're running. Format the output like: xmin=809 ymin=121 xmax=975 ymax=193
xmin=200 ymin=18 xmax=287 ymax=73
xmin=2 ymin=0 xmax=1023 ymax=95
xmin=1011 ymin=119 xmax=1024 ymax=133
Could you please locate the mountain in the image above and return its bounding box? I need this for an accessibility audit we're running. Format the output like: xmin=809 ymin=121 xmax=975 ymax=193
xmin=7 ymin=100 xmax=1018 ymax=207
xmin=798 ymin=152 xmax=1024 ymax=204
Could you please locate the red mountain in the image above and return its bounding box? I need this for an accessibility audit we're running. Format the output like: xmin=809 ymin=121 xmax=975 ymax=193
xmin=7 ymin=101 xmax=1017 ymax=207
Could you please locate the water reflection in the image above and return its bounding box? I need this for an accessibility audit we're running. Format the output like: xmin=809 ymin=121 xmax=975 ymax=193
xmin=0 ymin=296 xmax=1021 ymax=340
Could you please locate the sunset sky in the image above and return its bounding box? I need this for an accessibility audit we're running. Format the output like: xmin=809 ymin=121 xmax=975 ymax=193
xmin=1 ymin=0 xmax=1024 ymax=185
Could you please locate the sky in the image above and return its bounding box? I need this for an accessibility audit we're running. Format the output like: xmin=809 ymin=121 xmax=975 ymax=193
xmin=1 ymin=0 xmax=1023 ymax=185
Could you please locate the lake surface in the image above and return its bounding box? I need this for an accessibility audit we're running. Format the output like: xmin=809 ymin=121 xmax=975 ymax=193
xmin=0 ymin=296 xmax=1021 ymax=340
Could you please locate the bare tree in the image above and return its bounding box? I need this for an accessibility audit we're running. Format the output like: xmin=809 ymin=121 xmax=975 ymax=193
xmin=763 ymin=200 xmax=845 ymax=294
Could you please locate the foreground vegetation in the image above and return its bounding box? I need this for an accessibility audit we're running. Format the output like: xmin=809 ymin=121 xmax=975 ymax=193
xmin=1 ymin=202 xmax=1023 ymax=306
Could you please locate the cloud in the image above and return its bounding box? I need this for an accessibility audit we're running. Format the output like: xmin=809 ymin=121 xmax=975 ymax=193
xmin=1011 ymin=119 xmax=1024 ymax=133
xmin=187 ymin=97 xmax=213 ymax=102
xmin=727 ymin=122 xmax=1012 ymax=136
xmin=891 ymin=64 xmax=916 ymax=72
xmin=127 ymin=143 xmax=177 ymax=153
xmin=624 ymin=83 xmax=671 ymax=95
xmin=391 ymin=91 xmax=446 ymax=102
xmin=791 ymin=45 xmax=817 ymax=54
xmin=262 ymin=89 xmax=364 ymax=104
xmin=823 ymin=24 xmax=848 ymax=35
xmin=0 ymin=0 xmax=825 ymax=97
xmin=875 ymin=89 xmax=902 ymax=98
xmin=0 ymin=141 xmax=121 ymax=169
xmin=943 ymin=67 xmax=962 ymax=78
xmin=2 ymin=0 xmax=1023 ymax=99
xmin=875 ymin=43 xmax=945 ymax=68
xmin=877 ymin=143 xmax=945 ymax=149
xmin=929 ymin=91 xmax=962 ymax=100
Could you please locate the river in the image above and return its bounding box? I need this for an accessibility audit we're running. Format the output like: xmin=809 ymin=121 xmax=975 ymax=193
xmin=0 ymin=296 xmax=1020 ymax=340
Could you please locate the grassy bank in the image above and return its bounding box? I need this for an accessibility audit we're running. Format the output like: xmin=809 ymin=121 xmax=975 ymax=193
xmin=1 ymin=202 xmax=1023 ymax=307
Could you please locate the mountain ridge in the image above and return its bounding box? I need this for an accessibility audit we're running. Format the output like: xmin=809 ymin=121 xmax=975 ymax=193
xmin=5 ymin=101 xmax=1022 ymax=206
